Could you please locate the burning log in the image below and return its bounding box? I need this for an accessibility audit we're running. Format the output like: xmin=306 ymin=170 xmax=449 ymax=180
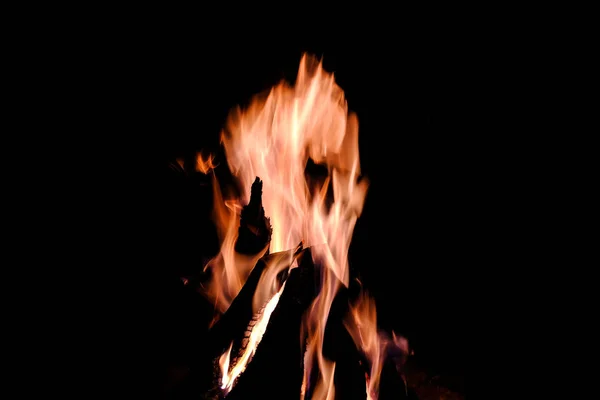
xmin=222 ymin=250 xmax=317 ymax=400
xmin=190 ymin=250 xmax=291 ymax=397
xmin=175 ymin=254 xmax=408 ymax=400
xmin=196 ymin=249 xmax=365 ymax=400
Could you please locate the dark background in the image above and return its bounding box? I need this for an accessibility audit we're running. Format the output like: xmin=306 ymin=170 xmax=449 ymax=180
xmin=105 ymin=37 xmax=466 ymax=395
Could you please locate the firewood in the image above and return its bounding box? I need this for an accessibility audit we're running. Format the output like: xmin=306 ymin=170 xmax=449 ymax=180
xmin=224 ymin=249 xmax=318 ymax=400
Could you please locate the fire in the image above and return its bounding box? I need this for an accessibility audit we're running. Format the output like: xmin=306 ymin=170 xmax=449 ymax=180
xmin=344 ymin=291 xmax=384 ymax=400
xmin=201 ymin=54 xmax=371 ymax=397
xmin=344 ymin=290 xmax=411 ymax=400
xmin=196 ymin=152 xmax=217 ymax=174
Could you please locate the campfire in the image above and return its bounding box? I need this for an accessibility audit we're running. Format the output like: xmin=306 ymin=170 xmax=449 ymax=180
xmin=185 ymin=54 xmax=412 ymax=400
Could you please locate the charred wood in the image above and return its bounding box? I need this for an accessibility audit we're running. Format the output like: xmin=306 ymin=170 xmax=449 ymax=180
xmin=235 ymin=177 xmax=272 ymax=255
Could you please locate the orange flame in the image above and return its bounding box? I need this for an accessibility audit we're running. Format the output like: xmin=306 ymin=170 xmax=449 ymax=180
xmin=202 ymin=54 xmax=369 ymax=397
xmin=196 ymin=152 xmax=217 ymax=174
xmin=344 ymin=290 xmax=411 ymax=400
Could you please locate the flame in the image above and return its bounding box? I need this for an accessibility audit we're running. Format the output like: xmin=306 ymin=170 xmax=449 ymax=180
xmin=196 ymin=152 xmax=217 ymax=174
xmin=344 ymin=291 xmax=384 ymax=399
xmin=344 ymin=290 xmax=411 ymax=400
xmin=202 ymin=54 xmax=369 ymax=397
